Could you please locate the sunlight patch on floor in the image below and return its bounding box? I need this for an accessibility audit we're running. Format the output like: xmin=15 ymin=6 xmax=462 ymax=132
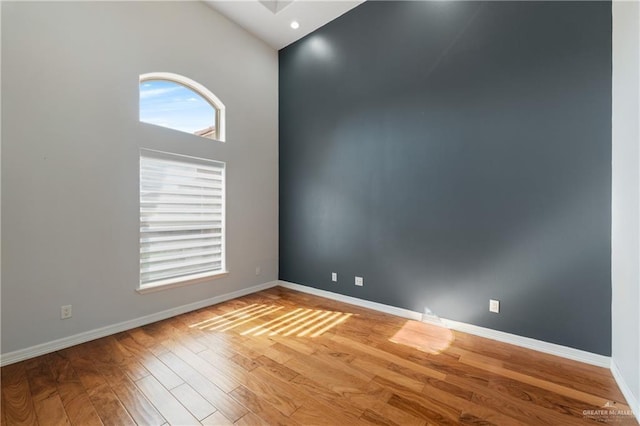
xmin=389 ymin=320 xmax=455 ymax=354
xmin=189 ymin=304 xmax=353 ymax=337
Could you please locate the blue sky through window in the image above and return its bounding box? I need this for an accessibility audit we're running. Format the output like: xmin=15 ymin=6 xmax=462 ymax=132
xmin=139 ymin=80 xmax=216 ymax=135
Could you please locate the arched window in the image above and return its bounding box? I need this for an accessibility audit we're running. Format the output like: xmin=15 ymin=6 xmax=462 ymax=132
xmin=139 ymin=72 xmax=226 ymax=141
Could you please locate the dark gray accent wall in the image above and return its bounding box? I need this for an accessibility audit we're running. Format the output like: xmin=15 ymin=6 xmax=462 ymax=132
xmin=279 ymin=1 xmax=612 ymax=355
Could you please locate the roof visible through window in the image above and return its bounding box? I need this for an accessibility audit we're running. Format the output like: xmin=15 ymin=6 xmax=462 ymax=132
xmin=139 ymin=79 xmax=217 ymax=137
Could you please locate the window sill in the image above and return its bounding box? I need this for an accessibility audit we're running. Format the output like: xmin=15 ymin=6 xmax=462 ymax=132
xmin=136 ymin=271 xmax=229 ymax=294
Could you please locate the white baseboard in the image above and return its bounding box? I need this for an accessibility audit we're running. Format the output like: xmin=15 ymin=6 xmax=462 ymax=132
xmin=439 ymin=317 xmax=611 ymax=368
xmin=611 ymin=359 xmax=640 ymax=420
xmin=277 ymin=280 xmax=611 ymax=368
xmin=278 ymin=280 xmax=424 ymax=321
xmin=0 ymin=281 xmax=279 ymax=367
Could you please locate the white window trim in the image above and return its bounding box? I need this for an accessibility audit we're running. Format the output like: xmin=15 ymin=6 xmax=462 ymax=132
xmin=136 ymin=271 xmax=229 ymax=294
xmin=138 ymin=149 xmax=227 ymax=293
xmin=139 ymin=72 xmax=226 ymax=142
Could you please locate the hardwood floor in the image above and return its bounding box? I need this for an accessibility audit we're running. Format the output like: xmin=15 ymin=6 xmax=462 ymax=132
xmin=1 ymin=286 xmax=637 ymax=425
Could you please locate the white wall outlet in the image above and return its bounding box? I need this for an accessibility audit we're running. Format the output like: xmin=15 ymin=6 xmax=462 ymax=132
xmin=422 ymin=307 xmax=443 ymax=325
xmin=255 ymin=266 xmax=261 ymax=276
xmin=355 ymin=276 xmax=363 ymax=286
xmin=61 ymin=305 xmax=72 ymax=319
xmin=489 ymin=299 xmax=500 ymax=313
xmin=331 ymin=272 xmax=337 ymax=282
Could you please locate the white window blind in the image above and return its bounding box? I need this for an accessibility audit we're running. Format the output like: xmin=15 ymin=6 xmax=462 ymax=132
xmin=140 ymin=150 xmax=225 ymax=289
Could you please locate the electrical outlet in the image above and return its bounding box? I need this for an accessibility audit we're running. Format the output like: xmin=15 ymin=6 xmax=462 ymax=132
xmin=489 ymin=299 xmax=500 ymax=313
xmin=331 ymin=272 xmax=337 ymax=282
xmin=422 ymin=307 xmax=442 ymax=324
xmin=355 ymin=276 xmax=363 ymax=286
xmin=255 ymin=266 xmax=261 ymax=276
xmin=61 ymin=305 xmax=72 ymax=319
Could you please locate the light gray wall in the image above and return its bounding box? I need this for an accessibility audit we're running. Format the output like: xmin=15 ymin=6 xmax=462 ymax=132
xmin=612 ymin=0 xmax=640 ymax=415
xmin=1 ymin=1 xmax=278 ymax=355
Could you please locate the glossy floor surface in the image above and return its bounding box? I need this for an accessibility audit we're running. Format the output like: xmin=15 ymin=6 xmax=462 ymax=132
xmin=1 ymin=286 xmax=637 ymax=425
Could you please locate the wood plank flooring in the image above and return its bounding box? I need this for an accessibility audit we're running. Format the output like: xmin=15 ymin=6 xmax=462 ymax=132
xmin=1 ymin=286 xmax=637 ymax=425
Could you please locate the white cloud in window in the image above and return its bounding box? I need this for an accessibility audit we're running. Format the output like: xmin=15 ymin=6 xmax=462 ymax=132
xmin=139 ymin=86 xmax=180 ymax=99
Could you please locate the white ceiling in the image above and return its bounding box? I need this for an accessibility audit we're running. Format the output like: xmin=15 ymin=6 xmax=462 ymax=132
xmin=204 ymin=0 xmax=365 ymax=50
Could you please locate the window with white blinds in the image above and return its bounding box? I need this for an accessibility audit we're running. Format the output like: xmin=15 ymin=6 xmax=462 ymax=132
xmin=139 ymin=150 xmax=226 ymax=289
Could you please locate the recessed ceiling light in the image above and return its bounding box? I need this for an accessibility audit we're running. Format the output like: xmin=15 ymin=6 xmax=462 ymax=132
xmin=290 ymin=20 xmax=300 ymax=30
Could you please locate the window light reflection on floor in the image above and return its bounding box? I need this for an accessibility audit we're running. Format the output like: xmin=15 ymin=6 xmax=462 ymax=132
xmin=189 ymin=304 xmax=353 ymax=338
xmin=389 ymin=320 xmax=455 ymax=354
